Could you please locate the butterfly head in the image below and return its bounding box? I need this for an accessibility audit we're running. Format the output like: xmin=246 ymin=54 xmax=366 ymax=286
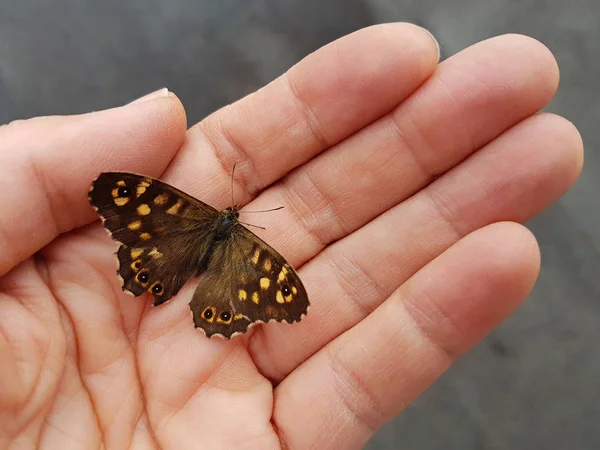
xmin=214 ymin=206 xmax=240 ymax=241
xmin=224 ymin=205 xmax=240 ymax=221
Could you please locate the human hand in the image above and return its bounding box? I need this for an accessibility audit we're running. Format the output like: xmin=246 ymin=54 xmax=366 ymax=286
xmin=0 ymin=24 xmax=581 ymax=449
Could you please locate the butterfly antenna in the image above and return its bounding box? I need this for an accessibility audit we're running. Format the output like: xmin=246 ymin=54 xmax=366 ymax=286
xmin=231 ymin=162 xmax=237 ymax=207
xmin=242 ymin=206 xmax=284 ymax=213
xmin=239 ymin=221 xmax=266 ymax=230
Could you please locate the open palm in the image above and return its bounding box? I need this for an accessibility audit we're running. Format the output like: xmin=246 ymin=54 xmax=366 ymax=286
xmin=0 ymin=25 xmax=581 ymax=449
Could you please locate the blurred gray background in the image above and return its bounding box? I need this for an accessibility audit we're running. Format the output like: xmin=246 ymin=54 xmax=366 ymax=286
xmin=1 ymin=1 xmax=598 ymax=448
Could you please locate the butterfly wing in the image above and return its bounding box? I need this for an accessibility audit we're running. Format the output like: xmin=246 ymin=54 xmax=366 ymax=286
xmin=189 ymin=224 xmax=309 ymax=338
xmin=89 ymin=172 xmax=218 ymax=305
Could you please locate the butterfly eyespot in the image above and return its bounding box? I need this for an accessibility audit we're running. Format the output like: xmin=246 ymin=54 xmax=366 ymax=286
xmin=202 ymin=307 xmax=216 ymax=322
xmin=111 ymin=183 xmax=131 ymax=206
xmin=117 ymin=187 xmax=130 ymax=197
xmin=216 ymin=310 xmax=233 ymax=324
xmin=131 ymin=260 xmax=142 ymax=271
xmin=151 ymin=283 xmax=163 ymax=294
xmin=136 ymin=270 xmax=149 ymax=285
xmin=282 ymin=284 xmax=291 ymax=296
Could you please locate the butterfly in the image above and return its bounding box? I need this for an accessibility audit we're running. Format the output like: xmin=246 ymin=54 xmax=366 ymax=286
xmin=88 ymin=171 xmax=309 ymax=338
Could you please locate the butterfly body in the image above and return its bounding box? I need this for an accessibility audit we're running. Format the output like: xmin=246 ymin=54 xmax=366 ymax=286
xmin=89 ymin=172 xmax=309 ymax=338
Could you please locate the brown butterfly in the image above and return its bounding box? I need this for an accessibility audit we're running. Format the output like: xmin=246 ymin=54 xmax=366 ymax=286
xmin=88 ymin=171 xmax=309 ymax=338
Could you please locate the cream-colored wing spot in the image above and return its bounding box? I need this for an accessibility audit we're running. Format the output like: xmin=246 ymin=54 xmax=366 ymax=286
xmin=137 ymin=204 xmax=151 ymax=216
xmin=148 ymin=248 xmax=162 ymax=258
xmin=140 ymin=232 xmax=152 ymax=240
xmin=128 ymin=220 xmax=142 ymax=231
xmin=136 ymin=180 xmax=151 ymax=197
xmin=276 ymin=290 xmax=285 ymax=304
xmin=260 ymin=278 xmax=270 ymax=290
xmin=238 ymin=289 xmax=248 ymax=301
xmin=251 ymin=248 xmax=260 ymax=265
xmin=252 ymin=291 xmax=260 ymax=304
xmin=113 ymin=196 xmax=129 ymax=206
xmin=154 ymin=193 xmax=169 ymax=205
xmin=167 ymin=199 xmax=184 ymax=215
xmin=277 ymin=265 xmax=289 ymax=282
xmin=263 ymin=259 xmax=272 ymax=272
xmin=131 ymin=248 xmax=144 ymax=259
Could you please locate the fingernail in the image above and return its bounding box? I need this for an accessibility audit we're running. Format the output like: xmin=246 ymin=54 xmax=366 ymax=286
xmin=423 ymin=28 xmax=441 ymax=61
xmin=128 ymin=88 xmax=169 ymax=105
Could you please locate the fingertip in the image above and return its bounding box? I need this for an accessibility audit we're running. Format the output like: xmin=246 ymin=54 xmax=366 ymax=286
xmin=508 ymin=33 xmax=560 ymax=95
xmin=484 ymin=221 xmax=541 ymax=293
xmin=330 ymin=22 xmax=442 ymax=78
xmin=452 ymin=222 xmax=541 ymax=322
xmin=539 ymin=113 xmax=585 ymax=189
xmin=420 ymin=26 xmax=441 ymax=61
xmin=124 ymin=91 xmax=188 ymax=161
xmin=477 ymin=33 xmax=560 ymax=99
xmin=127 ymin=87 xmax=170 ymax=105
xmin=356 ymin=22 xmax=441 ymax=57
xmin=503 ymin=112 xmax=584 ymax=216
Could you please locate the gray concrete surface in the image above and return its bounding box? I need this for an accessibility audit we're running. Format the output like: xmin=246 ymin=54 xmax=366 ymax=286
xmin=1 ymin=1 xmax=598 ymax=448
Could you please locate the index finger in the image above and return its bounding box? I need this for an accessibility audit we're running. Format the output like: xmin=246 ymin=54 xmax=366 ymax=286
xmin=162 ymin=23 xmax=440 ymax=204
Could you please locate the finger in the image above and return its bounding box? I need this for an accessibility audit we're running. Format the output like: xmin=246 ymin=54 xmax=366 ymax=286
xmin=161 ymin=23 xmax=439 ymax=203
xmin=273 ymin=222 xmax=540 ymax=449
xmin=237 ymin=33 xmax=559 ymax=270
xmin=0 ymin=92 xmax=186 ymax=276
xmin=258 ymin=34 xmax=560 ymax=251
xmin=250 ymin=112 xmax=582 ymax=380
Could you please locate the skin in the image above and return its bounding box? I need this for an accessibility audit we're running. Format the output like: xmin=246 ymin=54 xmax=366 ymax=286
xmin=0 ymin=24 xmax=582 ymax=450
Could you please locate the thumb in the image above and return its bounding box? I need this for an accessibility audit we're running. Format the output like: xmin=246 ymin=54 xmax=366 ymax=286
xmin=0 ymin=89 xmax=186 ymax=276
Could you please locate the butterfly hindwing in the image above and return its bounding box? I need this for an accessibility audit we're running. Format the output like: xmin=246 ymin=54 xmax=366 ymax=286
xmin=189 ymin=224 xmax=309 ymax=338
xmin=89 ymin=172 xmax=218 ymax=304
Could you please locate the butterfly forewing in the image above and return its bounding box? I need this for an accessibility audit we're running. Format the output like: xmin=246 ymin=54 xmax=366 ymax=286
xmin=89 ymin=172 xmax=218 ymax=304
